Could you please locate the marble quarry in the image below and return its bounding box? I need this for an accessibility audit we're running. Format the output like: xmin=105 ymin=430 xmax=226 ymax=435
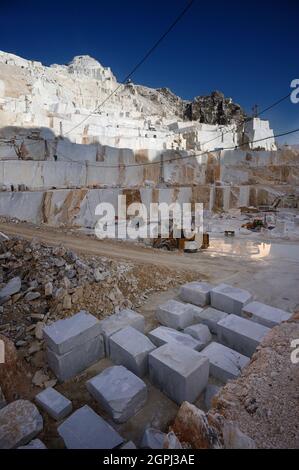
xmin=0 ymin=50 xmax=298 ymax=229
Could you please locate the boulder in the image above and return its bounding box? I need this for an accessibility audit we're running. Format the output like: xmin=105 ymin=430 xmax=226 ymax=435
xmin=0 ymin=400 xmax=43 ymax=449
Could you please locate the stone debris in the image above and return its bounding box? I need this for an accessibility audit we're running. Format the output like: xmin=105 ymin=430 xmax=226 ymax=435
xmin=58 ymin=405 xmax=123 ymax=449
xmin=0 ymin=400 xmax=43 ymax=449
xmin=172 ymin=401 xmax=256 ymax=449
xmin=179 ymin=281 xmax=214 ymax=307
xmin=148 ymin=325 xmax=203 ymax=350
xmin=44 ymin=311 xmax=105 ymax=381
xmin=156 ymin=299 xmax=194 ymax=330
xmin=192 ymin=306 xmax=228 ymax=334
xmin=32 ymin=369 xmax=50 ymax=388
xmin=200 ymin=342 xmax=250 ymax=382
xmin=0 ymin=276 xmax=21 ymax=300
xmin=204 ymin=384 xmax=220 ymax=410
xmin=35 ymin=387 xmax=72 ymax=421
xmin=109 ymin=326 xmax=156 ymax=377
xmin=86 ymin=365 xmax=147 ymax=423
xmin=18 ymin=439 xmax=47 ymax=449
xmin=184 ymin=324 xmax=212 ymax=350
xmin=98 ymin=308 xmax=145 ymax=355
xmin=241 ymin=301 xmax=292 ymax=328
xmin=217 ymin=314 xmax=270 ymax=357
xmin=210 ymin=284 xmax=252 ymax=316
xmin=222 ymin=421 xmax=256 ymax=449
xmin=172 ymin=401 xmax=223 ymax=449
xmin=141 ymin=428 xmax=182 ymax=449
xmin=149 ymin=343 xmax=209 ymax=404
xmin=120 ymin=441 xmax=137 ymax=449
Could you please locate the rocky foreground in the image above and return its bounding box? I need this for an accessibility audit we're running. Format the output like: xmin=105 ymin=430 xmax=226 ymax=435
xmin=0 ymin=235 xmax=298 ymax=449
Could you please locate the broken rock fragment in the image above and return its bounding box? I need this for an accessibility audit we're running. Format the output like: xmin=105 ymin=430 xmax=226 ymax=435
xmin=0 ymin=400 xmax=43 ymax=449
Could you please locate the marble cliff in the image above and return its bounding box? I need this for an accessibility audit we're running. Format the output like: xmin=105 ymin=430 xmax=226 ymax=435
xmin=0 ymin=51 xmax=298 ymax=228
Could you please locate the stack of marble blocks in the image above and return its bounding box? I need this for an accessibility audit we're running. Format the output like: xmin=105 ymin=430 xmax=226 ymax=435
xmin=41 ymin=281 xmax=292 ymax=449
xmin=43 ymin=310 xmax=105 ymax=382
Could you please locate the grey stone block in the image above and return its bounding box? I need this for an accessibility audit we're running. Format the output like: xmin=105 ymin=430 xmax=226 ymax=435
xmin=18 ymin=439 xmax=47 ymax=449
xmin=58 ymin=405 xmax=123 ymax=449
xmin=193 ymin=307 xmax=228 ymax=334
xmin=43 ymin=310 xmax=102 ymax=355
xmin=242 ymin=301 xmax=292 ymax=328
xmin=98 ymin=309 xmax=145 ymax=355
xmin=200 ymin=342 xmax=250 ymax=382
xmin=184 ymin=324 xmax=212 ymax=350
xmin=0 ymin=400 xmax=43 ymax=449
xmin=110 ymin=326 xmax=156 ymax=377
xmin=204 ymin=384 xmax=220 ymax=410
xmin=148 ymin=326 xmax=202 ymax=351
xmin=156 ymin=299 xmax=194 ymax=330
xmin=217 ymin=314 xmax=270 ymax=357
xmin=210 ymin=284 xmax=252 ymax=315
xmin=86 ymin=365 xmax=147 ymax=423
xmin=149 ymin=343 xmax=209 ymax=405
xmin=47 ymin=334 xmax=104 ymax=382
xmin=35 ymin=387 xmax=72 ymax=421
xmin=179 ymin=281 xmax=214 ymax=307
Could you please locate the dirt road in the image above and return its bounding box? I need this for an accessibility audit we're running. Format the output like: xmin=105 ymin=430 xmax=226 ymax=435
xmin=0 ymin=221 xmax=229 ymax=275
xmin=1 ymin=221 xmax=299 ymax=312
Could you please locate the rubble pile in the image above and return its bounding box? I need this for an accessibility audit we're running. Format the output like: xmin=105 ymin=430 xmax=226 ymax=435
xmin=0 ymin=236 xmax=195 ymax=388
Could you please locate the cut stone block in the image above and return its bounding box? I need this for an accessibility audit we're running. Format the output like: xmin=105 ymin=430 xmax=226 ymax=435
xmin=204 ymin=384 xmax=220 ymax=410
xmin=35 ymin=387 xmax=72 ymax=421
xmin=242 ymin=301 xmax=292 ymax=328
xmin=58 ymin=405 xmax=123 ymax=449
xmin=98 ymin=308 xmax=145 ymax=355
xmin=184 ymin=324 xmax=212 ymax=350
xmin=149 ymin=343 xmax=209 ymax=404
xmin=86 ymin=365 xmax=147 ymax=423
xmin=217 ymin=314 xmax=270 ymax=357
xmin=110 ymin=326 xmax=156 ymax=377
xmin=193 ymin=307 xmax=228 ymax=334
xmin=179 ymin=281 xmax=214 ymax=307
xmin=43 ymin=310 xmax=102 ymax=355
xmin=148 ymin=326 xmax=202 ymax=351
xmin=211 ymin=284 xmax=252 ymax=315
xmin=0 ymin=400 xmax=43 ymax=449
xmin=201 ymin=342 xmax=250 ymax=382
xmin=47 ymin=334 xmax=104 ymax=382
xmin=156 ymin=299 xmax=194 ymax=330
xmin=18 ymin=439 xmax=47 ymax=449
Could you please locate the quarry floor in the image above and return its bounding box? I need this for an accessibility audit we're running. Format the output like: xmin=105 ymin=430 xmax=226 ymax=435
xmin=1 ymin=220 xmax=298 ymax=448
xmin=1 ymin=221 xmax=299 ymax=313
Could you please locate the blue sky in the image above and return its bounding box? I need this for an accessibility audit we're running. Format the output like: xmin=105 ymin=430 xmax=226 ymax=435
xmin=1 ymin=0 xmax=298 ymax=143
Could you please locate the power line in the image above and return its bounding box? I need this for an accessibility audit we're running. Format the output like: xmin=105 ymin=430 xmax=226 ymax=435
xmin=50 ymin=126 xmax=299 ymax=168
xmin=62 ymin=0 xmax=196 ymax=137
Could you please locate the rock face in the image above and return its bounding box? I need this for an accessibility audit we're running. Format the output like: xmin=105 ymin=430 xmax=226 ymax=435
xmin=0 ymin=400 xmax=43 ymax=449
xmin=185 ymin=90 xmax=246 ymax=125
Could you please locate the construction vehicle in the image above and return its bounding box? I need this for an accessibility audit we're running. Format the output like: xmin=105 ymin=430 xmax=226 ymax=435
xmin=152 ymin=218 xmax=209 ymax=252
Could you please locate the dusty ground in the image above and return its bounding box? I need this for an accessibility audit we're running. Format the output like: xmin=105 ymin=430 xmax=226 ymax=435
xmin=1 ymin=220 xmax=299 ymax=448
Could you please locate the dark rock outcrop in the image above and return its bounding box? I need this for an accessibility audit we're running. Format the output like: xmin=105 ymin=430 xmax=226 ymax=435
xmin=184 ymin=90 xmax=246 ymax=125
